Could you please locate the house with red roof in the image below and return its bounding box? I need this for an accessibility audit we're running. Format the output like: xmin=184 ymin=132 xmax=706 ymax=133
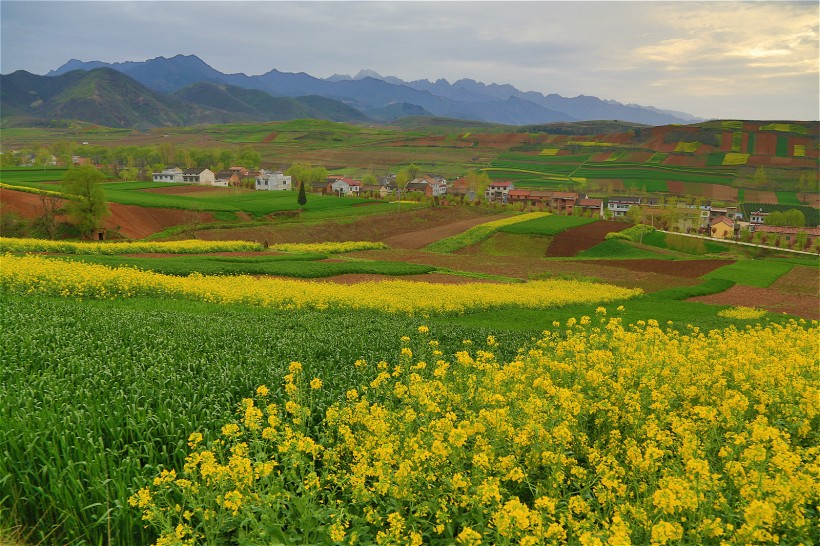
xmin=710 ymin=216 xmax=735 ymax=239
xmin=484 ymin=181 xmax=514 ymax=203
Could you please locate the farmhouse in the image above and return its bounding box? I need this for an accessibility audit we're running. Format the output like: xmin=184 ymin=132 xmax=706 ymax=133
xmin=152 ymin=167 xmax=184 ymax=183
xmin=607 ymin=196 xmax=643 ymax=217
xmin=331 ymin=177 xmax=356 ymax=196
xmin=485 ymin=181 xmax=514 ymax=203
xmin=710 ymin=216 xmax=735 ymax=239
xmin=576 ymin=198 xmax=604 ymax=217
xmin=182 ymin=168 xmax=215 ymax=185
xmin=755 ymin=225 xmax=820 ymax=248
xmin=255 ymin=170 xmax=292 ymax=191
xmin=405 ymin=176 xmax=447 ymax=198
xmin=214 ymin=171 xmax=241 ymax=187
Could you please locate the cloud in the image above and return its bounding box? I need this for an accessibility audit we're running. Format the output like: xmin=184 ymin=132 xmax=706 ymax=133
xmin=1 ymin=1 xmax=817 ymax=119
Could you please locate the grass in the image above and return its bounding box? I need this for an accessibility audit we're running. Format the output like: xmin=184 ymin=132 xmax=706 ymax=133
xmin=60 ymin=254 xmax=437 ymax=278
xmin=642 ymin=231 xmax=729 ymax=255
xmin=0 ymin=290 xmax=577 ymax=545
xmin=650 ymin=278 xmax=736 ymax=300
xmin=576 ymin=239 xmax=673 ymax=259
xmin=437 ymin=293 xmax=791 ymax=333
xmin=498 ymin=215 xmax=596 ymax=235
xmin=703 ymin=260 xmax=796 ymax=287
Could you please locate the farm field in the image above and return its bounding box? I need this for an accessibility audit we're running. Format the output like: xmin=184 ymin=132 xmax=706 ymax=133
xmin=1 ymin=119 xmax=819 ymax=545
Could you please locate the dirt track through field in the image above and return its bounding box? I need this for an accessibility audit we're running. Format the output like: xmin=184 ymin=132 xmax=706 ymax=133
xmin=383 ymin=214 xmax=509 ymax=249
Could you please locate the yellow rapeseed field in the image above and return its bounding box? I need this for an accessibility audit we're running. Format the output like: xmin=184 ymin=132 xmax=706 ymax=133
xmin=132 ymin=316 xmax=820 ymax=545
xmin=0 ymin=237 xmax=264 ymax=255
xmin=1 ymin=254 xmax=642 ymax=314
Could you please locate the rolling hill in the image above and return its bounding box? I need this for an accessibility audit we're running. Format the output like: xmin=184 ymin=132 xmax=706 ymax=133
xmin=0 ymin=69 xmax=373 ymax=128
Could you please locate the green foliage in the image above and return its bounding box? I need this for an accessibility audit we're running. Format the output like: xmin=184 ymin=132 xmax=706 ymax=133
xmin=0 ymin=292 xmax=535 ymax=545
xmin=60 ymin=254 xmax=436 ymax=278
xmin=425 ymin=213 xmax=548 ymax=253
xmin=605 ymin=223 xmax=655 ymax=242
xmin=60 ymin=166 xmax=109 ymax=236
xmin=576 ymin=239 xmax=671 ymax=259
xmin=650 ymin=278 xmax=736 ymax=300
xmin=297 ymin=181 xmax=307 ymax=207
xmin=765 ymin=209 xmax=806 ymax=227
xmin=499 ymin=215 xmax=596 ymax=235
xmin=703 ymin=260 xmax=795 ymax=288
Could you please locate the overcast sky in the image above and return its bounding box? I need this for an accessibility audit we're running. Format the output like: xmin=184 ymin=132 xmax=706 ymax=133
xmin=2 ymin=1 xmax=817 ymax=120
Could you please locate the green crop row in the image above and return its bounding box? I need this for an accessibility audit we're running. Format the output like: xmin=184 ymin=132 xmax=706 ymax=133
xmin=498 ymin=215 xmax=596 ymax=236
xmin=61 ymin=254 xmax=435 ymax=278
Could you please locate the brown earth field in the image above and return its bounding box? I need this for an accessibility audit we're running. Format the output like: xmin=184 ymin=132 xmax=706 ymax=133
xmin=689 ymin=286 xmax=819 ymax=320
xmin=350 ymin=248 xmax=705 ymax=293
xmin=546 ymin=220 xmax=629 ymax=257
xmin=575 ymin=258 xmax=734 ymax=278
xmin=768 ymin=265 xmax=820 ymax=297
xmin=0 ymin=187 xmax=214 ymax=239
xmin=186 ymin=207 xmax=501 ymax=245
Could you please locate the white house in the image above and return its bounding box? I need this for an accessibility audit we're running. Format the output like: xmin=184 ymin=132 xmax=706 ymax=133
xmin=331 ymin=177 xmax=354 ymax=196
xmin=255 ymin=170 xmax=292 ymax=191
xmin=485 ymin=181 xmax=514 ymax=203
xmin=182 ymin=168 xmax=215 ymax=185
xmin=152 ymin=167 xmax=184 ymax=183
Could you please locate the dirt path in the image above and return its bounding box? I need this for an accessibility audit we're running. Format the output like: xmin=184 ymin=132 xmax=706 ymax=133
xmin=383 ymin=214 xmax=509 ymax=249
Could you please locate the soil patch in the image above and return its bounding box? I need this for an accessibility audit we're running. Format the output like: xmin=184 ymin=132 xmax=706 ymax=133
xmin=1 ymin=187 xmax=213 ymax=239
xmin=383 ymin=213 xmax=509 ymax=250
xmin=575 ymin=258 xmax=734 ymax=278
xmin=689 ymin=285 xmax=819 ymax=320
xmin=306 ymin=273 xmax=505 ymax=285
xmin=768 ymin=265 xmax=820 ymax=297
xmin=546 ymin=220 xmax=628 ymax=257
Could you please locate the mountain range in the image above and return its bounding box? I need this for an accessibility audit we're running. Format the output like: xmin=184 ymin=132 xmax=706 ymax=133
xmin=1 ymin=54 xmax=703 ymax=129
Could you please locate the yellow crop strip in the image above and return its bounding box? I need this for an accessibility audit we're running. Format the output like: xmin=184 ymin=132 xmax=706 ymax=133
xmin=133 ymin=317 xmax=819 ymax=544
xmin=0 ymin=237 xmax=264 ymax=254
xmin=1 ymin=254 xmax=642 ymax=314
xmin=0 ymin=237 xmax=385 ymax=255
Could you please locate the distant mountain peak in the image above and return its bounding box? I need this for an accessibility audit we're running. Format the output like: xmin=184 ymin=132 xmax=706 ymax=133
xmin=35 ymin=55 xmax=703 ymax=125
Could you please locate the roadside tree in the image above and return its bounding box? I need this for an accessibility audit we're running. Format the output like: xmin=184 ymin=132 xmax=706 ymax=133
xmin=61 ymin=166 xmax=110 ymax=238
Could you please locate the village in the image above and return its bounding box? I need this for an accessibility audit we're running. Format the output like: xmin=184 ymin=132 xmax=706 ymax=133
xmin=150 ymin=165 xmax=820 ymax=249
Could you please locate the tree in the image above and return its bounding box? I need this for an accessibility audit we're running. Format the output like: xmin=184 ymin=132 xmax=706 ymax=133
xmin=406 ymin=163 xmax=421 ymax=180
xmin=61 ymin=166 xmax=109 ymax=238
xmin=237 ymin=149 xmax=261 ymax=170
xmin=37 ymin=193 xmax=63 ymax=239
xmin=362 ymin=173 xmax=378 ymax=186
xmin=297 ymin=181 xmax=307 ymax=208
xmin=463 ymin=170 xmax=491 ymax=201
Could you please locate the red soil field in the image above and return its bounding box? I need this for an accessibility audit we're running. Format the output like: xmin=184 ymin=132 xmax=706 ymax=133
xmin=690 ymin=285 xmax=819 ymax=321
xmin=546 ymin=220 xmax=628 ymax=257
xmin=0 ymin=187 xmax=214 ymax=239
xmin=576 ymin=258 xmax=734 ymax=279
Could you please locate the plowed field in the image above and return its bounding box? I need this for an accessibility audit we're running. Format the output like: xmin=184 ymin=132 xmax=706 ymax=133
xmin=546 ymin=220 xmax=628 ymax=257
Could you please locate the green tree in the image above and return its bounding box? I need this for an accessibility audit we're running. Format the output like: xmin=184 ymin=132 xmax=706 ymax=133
xmin=237 ymin=149 xmax=261 ymax=170
xmin=61 ymin=166 xmax=110 ymax=237
xmin=406 ymin=163 xmax=421 ymax=180
xmin=753 ymin=166 xmax=769 ymax=189
xmin=362 ymin=173 xmax=378 ymax=186
xmin=297 ymin=181 xmax=307 ymax=208
xmin=463 ymin=170 xmax=491 ymax=201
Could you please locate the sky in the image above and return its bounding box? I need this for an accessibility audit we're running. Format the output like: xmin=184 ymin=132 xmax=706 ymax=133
xmin=1 ymin=1 xmax=818 ymax=120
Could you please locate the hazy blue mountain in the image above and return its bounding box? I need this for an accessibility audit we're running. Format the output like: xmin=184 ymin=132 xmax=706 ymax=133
xmin=42 ymin=56 xmax=699 ymax=125
xmin=1 ymin=69 xmax=373 ymax=128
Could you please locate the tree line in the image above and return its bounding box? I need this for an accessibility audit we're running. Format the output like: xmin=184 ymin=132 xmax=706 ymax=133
xmin=1 ymin=142 xmax=264 ymax=181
